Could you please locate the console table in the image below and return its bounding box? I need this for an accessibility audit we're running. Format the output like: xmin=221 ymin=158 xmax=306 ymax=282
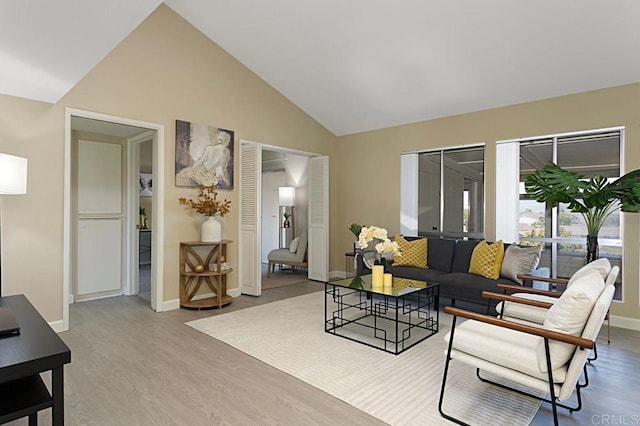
xmin=179 ymin=241 xmax=233 ymax=309
xmin=0 ymin=294 xmax=71 ymax=425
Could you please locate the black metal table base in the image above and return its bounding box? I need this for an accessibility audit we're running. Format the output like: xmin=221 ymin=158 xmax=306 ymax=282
xmin=324 ymin=283 xmax=439 ymax=355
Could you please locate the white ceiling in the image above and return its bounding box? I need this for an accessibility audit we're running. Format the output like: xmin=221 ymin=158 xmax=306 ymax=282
xmin=3 ymin=1 xmax=640 ymax=136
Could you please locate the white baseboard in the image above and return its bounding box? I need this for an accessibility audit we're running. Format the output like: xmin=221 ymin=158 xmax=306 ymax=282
xmin=610 ymin=314 xmax=640 ymax=331
xmin=48 ymin=319 xmax=67 ymax=333
xmin=162 ymin=299 xmax=180 ymax=311
xmin=329 ymin=270 xmax=347 ymax=279
xmin=228 ymin=288 xmax=241 ymax=297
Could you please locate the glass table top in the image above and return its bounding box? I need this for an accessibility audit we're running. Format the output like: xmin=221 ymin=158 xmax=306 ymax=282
xmin=327 ymin=274 xmax=434 ymax=297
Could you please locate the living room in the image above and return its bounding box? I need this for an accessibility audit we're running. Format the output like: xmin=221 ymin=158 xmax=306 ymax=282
xmin=1 ymin=1 xmax=640 ymax=424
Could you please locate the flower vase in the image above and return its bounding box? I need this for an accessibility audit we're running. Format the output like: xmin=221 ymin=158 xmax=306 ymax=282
xmin=201 ymin=216 xmax=222 ymax=242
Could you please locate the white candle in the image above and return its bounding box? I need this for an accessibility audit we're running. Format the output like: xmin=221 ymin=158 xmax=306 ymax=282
xmin=383 ymin=273 xmax=392 ymax=288
xmin=372 ymin=265 xmax=384 ymax=287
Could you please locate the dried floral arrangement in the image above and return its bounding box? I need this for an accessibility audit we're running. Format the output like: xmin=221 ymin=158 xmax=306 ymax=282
xmin=179 ymin=185 xmax=231 ymax=217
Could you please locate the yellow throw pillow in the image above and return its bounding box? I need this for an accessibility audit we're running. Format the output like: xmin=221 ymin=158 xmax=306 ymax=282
xmin=393 ymin=236 xmax=427 ymax=268
xmin=468 ymin=240 xmax=505 ymax=279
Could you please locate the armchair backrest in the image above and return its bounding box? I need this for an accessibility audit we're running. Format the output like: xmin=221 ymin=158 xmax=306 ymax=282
xmin=567 ymin=258 xmax=611 ymax=287
xmin=605 ymin=265 xmax=620 ymax=287
xmin=559 ymin=283 xmax=615 ymax=400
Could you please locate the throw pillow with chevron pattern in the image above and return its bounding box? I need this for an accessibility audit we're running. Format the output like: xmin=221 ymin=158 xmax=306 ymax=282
xmin=468 ymin=240 xmax=505 ymax=279
xmin=393 ymin=236 xmax=427 ymax=268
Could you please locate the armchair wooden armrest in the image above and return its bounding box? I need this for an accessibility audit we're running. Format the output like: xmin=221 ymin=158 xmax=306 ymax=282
xmin=482 ymin=291 xmax=554 ymax=309
xmin=444 ymin=306 xmax=593 ymax=349
xmin=517 ymin=274 xmax=569 ymax=286
xmin=497 ymin=283 xmax=563 ymax=298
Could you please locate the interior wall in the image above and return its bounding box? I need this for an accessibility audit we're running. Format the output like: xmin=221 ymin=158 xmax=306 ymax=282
xmin=0 ymin=4 xmax=335 ymax=323
xmin=284 ymin=153 xmax=309 ymax=236
xmin=334 ymin=82 xmax=640 ymax=321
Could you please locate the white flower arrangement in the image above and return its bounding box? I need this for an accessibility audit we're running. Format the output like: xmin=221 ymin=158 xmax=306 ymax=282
xmin=358 ymin=226 xmax=401 ymax=256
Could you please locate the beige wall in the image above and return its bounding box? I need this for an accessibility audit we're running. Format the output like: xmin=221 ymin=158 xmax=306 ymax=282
xmin=335 ymin=83 xmax=640 ymax=321
xmin=1 ymin=3 xmax=639 ymax=325
xmin=0 ymin=5 xmax=335 ymax=322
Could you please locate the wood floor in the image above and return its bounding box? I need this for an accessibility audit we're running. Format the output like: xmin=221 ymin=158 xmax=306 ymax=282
xmin=10 ymin=281 xmax=640 ymax=425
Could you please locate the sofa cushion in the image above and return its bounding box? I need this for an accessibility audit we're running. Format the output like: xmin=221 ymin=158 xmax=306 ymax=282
xmin=426 ymin=238 xmax=456 ymax=273
xmin=393 ymin=235 xmax=427 ymax=267
xmin=468 ymin=240 xmax=505 ymax=280
xmin=387 ymin=265 xmax=446 ymax=283
xmin=501 ymin=244 xmax=542 ymax=284
xmin=537 ymin=270 xmax=604 ymax=372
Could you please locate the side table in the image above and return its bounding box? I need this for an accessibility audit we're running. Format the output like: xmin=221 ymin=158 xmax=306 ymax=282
xmin=179 ymin=240 xmax=233 ymax=309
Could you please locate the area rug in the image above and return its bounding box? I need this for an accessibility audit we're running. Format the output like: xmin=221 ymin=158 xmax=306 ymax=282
xmin=186 ymin=292 xmax=542 ymax=425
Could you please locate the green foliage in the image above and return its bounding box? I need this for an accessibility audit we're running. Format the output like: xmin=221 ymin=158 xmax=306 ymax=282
xmin=349 ymin=223 xmax=364 ymax=238
xmin=525 ymin=162 xmax=640 ymax=237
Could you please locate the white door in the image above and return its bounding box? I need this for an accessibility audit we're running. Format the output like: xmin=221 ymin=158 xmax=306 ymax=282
xmin=261 ymin=171 xmax=284 ymax=263
xmin=308 ymin=156 xmax=329 ymax=281
xmin=239 ymin=140 xmax=262 ymax=295
xmin=76 ymin=139 xmax=123 ymax=298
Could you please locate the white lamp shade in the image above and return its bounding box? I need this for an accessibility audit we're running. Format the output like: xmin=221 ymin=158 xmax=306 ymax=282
xmin=279 ymin=186 xmax=295 ymax=206
xmin=0 ymin=153 xmax=27 ymax=194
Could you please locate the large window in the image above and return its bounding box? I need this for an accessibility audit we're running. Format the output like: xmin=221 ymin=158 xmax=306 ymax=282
xmin=416 ymin=146 xmax=485 ymax=238
xmin=499 ymin=128 xmax=623 ymax=299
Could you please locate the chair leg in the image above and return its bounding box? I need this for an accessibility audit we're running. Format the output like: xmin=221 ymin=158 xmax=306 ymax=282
xmin=438 ymin=316 xmax=470 ymax=425
xmin=588 ymin=341 xmax=598 ymax=363
xmin=543 ymin=338 xmax=559 ymax=426
xmin=607 ymin=311 xmax=611 ymax=344
xmin=28 ymin=413 xmax=37 ymax=426
xmin=267 ymin=262 xmax=271 ymax=277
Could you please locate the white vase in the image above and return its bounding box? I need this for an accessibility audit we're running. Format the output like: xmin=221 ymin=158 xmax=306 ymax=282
xmin=201 ymin=216 xmax=222 ymax=242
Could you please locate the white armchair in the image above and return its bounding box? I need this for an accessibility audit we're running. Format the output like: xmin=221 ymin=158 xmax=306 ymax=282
xmin=267 ymin=231 xmax=308 ymax=276
xmin=439 ymin=269 xmax=613 ymax=425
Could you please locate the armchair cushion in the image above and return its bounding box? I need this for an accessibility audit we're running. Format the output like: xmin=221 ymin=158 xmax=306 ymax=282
xmin=537 ymin=270 xmax=604 ymax=372
xmin=289 ymin=237 xmax=299 ymax=253
xmin=566 ymin=258 xmax=611 ymax=287
xmin=497 ymin=293 xmax=552 ymax=324
xmin=500 ymin=244 xmax=542 ymax=284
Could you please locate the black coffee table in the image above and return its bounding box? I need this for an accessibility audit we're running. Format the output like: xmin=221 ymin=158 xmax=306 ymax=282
xmin=324 ymin=274 xmax=439 ymax=355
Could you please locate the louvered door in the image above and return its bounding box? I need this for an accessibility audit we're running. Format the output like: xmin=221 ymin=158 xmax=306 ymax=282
xmin=239 ymin=140 xmax=262 ymax=295
xmin=308 ymin=156 xmax=329 ymax=281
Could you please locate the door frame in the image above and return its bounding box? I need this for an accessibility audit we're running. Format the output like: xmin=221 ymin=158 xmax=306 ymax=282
xmin=239 ymin=140 xmax=326 ymax=295
xmin=63 ymin=108 xmax=165 ymax=332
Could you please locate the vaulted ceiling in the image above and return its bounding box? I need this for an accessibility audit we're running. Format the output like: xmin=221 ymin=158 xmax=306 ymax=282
xmin=2 ymin=1 xmax=639 ymax=136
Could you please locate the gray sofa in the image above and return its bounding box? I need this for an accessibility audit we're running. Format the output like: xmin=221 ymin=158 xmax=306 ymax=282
xmin=356 ymin=236 xmax=547 ymax=311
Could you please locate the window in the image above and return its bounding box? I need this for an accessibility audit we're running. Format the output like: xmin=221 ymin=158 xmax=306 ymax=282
xmin=415 ymin=146 xmax=485 ymax=238
xmin=498 ymin=128 xmax=623 ymax=299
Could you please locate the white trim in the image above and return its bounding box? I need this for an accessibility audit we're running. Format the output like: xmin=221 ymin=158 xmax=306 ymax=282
xmin=162 ymin=299 xmax=180 ymax=311
xmin=227 ymin=288 xmax=241 ymax=297
xmin=496 ymin=125 xmax=624 ymax=144
xmin=610 ymin=315 xmax=640 ymax=331
xmin=329 ymin=270 xmax=346 ymax=279
xmin=401 ymin=141 xmax=485 ymax=156
xmin=64 ymin=108 xmax=165 ymax=332
xmin=48 ymin=320 xmax=66 ymax=333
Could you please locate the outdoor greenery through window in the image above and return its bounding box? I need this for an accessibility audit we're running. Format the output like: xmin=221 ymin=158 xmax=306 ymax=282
xmin=518 ymin=129 xmax=623 ymax=299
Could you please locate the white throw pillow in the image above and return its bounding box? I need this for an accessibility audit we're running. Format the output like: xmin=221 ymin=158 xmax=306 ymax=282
xmin=289 ymin=237 xmax=300 ymax=253
xmin=566 ymin=258 xmax=611 ymax=287
xmin=500 ymin=244 xmax=542 ymax=284
xmin=537 ymin=270 xmax=604 ymax=372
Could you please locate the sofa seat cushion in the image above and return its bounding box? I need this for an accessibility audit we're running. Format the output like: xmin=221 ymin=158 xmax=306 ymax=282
xmin=445 ymin=320 xmax=567 ymax=383
xmin=386 ymin=265 xmax=446 ymax=283
xmin=437 ymin=272 xmax=517 ymax=302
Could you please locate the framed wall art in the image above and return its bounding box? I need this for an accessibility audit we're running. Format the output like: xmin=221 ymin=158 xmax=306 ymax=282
xmin=175 ymin=120 xmax=234 ymax=189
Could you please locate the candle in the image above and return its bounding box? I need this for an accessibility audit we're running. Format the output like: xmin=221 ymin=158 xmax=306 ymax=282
xmin=372 ymin=265 xmax=384 ymax=287
xmin=383 ymin=273 xmax=393 ymax=288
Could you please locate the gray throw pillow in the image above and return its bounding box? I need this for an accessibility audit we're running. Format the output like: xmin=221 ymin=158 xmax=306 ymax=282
xmin=501 ymin=244 xmax=543 ymax=284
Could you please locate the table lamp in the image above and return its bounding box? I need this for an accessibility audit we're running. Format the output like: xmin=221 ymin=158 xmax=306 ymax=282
xmin=0 ymin=153 xmax=28 ymax=296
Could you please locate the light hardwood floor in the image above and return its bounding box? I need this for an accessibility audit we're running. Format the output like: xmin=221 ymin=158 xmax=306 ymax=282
xmin=11 ymin=282 xmax=640 ymax=425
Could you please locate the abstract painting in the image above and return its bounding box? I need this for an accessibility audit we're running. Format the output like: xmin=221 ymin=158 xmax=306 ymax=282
xmin=175 ymin=119 xmax=234 ymax=189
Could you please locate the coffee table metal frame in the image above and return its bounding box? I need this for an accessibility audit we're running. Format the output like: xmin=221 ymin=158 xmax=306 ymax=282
xmin=324 ymin=276 xmax=439 ymax=355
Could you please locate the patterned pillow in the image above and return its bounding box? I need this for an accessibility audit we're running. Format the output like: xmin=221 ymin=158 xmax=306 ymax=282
xmin=393 ymin=236 xmax=427 ymax=268
xmin=468 ymin=240 xmax=505 ymax=280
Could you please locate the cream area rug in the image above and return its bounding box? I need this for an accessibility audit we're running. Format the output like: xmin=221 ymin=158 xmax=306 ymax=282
xmin=186 ymin=292 xmax=542 ymax=425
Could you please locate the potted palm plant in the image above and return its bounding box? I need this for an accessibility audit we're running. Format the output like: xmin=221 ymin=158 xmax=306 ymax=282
xmin=525 ymin=162 xmax=640 ymax=263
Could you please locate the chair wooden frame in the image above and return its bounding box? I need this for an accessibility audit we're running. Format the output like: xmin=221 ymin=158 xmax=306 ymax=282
xmin=439 ymin=291 xmax=595 ymax=426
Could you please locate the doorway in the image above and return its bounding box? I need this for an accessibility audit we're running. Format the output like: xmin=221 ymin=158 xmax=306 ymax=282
xmin=62 ymin=108 xmax=165 ymax=331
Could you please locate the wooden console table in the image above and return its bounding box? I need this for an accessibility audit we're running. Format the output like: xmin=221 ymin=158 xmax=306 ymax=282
xmin=179 ymin=241 xmax=233 ymax=309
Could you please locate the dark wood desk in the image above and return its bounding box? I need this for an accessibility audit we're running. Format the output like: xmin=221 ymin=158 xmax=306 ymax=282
xmin=0 ymin=295 xmax=71 ymax=425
